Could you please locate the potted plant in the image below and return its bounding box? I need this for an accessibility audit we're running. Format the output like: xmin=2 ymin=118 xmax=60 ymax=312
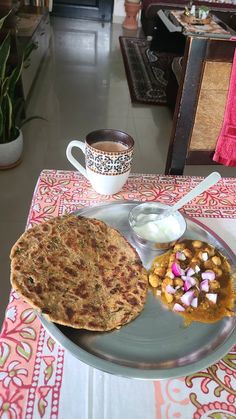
xmin=0 ymin=10 xmax=41 ymax=169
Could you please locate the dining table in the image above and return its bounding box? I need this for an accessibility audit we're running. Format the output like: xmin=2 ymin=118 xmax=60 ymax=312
xmin=0 ymin=169 xmax=236 ymax=419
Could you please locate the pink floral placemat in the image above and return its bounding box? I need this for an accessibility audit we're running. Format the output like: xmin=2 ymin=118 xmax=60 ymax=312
xmin=28 ymin=170 xmax=236 ymax=226
xmin=0 ymin=170 xmax=235 ymax=419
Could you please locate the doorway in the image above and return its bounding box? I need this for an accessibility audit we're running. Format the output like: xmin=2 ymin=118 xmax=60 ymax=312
xmin=52 ymin=0 xmax=114 ymax=22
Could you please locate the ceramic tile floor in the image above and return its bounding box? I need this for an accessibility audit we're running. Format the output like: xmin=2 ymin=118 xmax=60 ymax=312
xmin=0 ymin=16 xmax=235 ymax=327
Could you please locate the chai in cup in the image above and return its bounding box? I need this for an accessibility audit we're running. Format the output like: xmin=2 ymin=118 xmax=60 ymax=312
xmin=66 ymin=129 xmax=134 ymax=195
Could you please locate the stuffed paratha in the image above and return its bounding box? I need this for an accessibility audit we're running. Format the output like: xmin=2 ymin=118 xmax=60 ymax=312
xmin=10 ymin=214 xmax=148 ymax=331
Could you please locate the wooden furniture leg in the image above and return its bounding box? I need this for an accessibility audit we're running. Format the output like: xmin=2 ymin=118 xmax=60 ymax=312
xmin=165 ymin=37 xmax=235 ymax=175
xmin=165 ymin=37 xmax=208 ymax=175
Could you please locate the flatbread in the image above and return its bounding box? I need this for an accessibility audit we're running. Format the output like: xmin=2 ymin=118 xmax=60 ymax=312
xmin=10 ymin=214 xmax=148 ymax=331
xmin=149 ymin=239 xmax=235 ymax=324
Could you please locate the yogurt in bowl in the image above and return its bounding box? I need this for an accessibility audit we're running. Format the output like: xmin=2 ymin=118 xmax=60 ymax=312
xmin=128 ymin=202 xmax=186 ymax=250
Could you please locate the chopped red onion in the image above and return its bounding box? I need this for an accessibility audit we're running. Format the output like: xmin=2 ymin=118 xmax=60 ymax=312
xmin=190 ymin=277 xmax=197 ymax=285
xmin=180 ymin=290 xmax=195 ymax=306
xmin=186 ymin=267 xmax=195 ymax=277
xmin=200 ymin=279 xmax=209 ymax=292
xmin=201 ymin=271 xmax=215 ymax=281
xmin=206 ymin=293 xmax=217 ymax=303
xmin=184 ymin=277 xmax=196 ymax=291
xmin=195 ymin=265 xmax=200 ymax=273
xmin=191 ymin=297 xmax=198 ymax=308
xmin=184 ymin=281 xmax=191 ymax=292
xmin=166 ymin=285 xmax=176 ymax=294
xmin=171 ymin=262 xmax=182 ymax=277
xmin=173 ymin=303 xmax=185 ymax=312
xmin=181 ymin=275 xmax=196 ymax=282
xmin=176 ymin=251 xmax=186 ymax=261
xmin=201 ymin=252 xmax=208 ymax=261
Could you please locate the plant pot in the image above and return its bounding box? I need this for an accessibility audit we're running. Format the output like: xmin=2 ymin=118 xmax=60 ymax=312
xmin=0 ymin=129 xmax=23 ymax=170
xmin=122 ymin=1 xmax=141 ymax=30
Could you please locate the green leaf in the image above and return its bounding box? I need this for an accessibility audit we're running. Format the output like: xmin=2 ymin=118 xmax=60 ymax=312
xmin=5 ymin=92 xmax=12 ymax=139
xmin=16 ymin=341 xmax=32 ymax=361
xmin=20 ymin=308 xmax=37 ymax=324
xmin=19 ymin=326 xmax=36 ymax=340
xmin=38 ymin=398 xmax=47 ymax=417
xmin=0 ymin=33 xmax=11 ymax=81
xmin=0 ymin=10 xmax=12 ymax=30
xmin=44 ymin=365 xmax=53 ymax=384
xmin=1 ymin=76 xmax=10 ymax=97
xmin=209 ymin=413 xmax=235 ymax=419
xmin=44 ymin=206 xmax=55 ymax=214
xmin=47 ymin=337 xmax=55 ymax=352
xmin=8 ymin=58 xmax=24 ymax=96
xmin=0 ymin=342 xmax=10 ymax=367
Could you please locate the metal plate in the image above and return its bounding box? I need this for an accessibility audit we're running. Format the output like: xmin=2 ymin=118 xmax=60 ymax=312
xmin=40 ymin=201 xmax=236 ymax=379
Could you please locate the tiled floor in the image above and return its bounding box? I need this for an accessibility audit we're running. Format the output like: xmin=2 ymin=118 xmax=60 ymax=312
xmin=0 ymin=16 xmax=235 ymax=327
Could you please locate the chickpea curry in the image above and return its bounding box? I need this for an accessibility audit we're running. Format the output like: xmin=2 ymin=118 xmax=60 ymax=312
xmin=149 ymin=240 xmax=236 ymax=324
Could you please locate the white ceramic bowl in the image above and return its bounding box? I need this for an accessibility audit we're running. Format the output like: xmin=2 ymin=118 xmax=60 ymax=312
xmin=128 ymin=202 xmax=187 ymax=250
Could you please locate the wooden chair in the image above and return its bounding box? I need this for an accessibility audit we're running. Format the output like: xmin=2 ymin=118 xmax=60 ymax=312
xmin=165 ymin=37 xmax=235 ymax=175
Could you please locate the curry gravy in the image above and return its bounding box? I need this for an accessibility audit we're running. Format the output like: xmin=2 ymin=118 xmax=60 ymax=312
xmin=149 ymin=240 xmax=236 ymax=324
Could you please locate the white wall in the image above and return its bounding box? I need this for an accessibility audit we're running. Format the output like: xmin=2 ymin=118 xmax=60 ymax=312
xmin=113 ymin=0 xmax=126 ymax=23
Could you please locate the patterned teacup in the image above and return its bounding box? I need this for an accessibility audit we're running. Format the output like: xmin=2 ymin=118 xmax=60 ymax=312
xmin=66 ymin=129 xmax=134 ymax=195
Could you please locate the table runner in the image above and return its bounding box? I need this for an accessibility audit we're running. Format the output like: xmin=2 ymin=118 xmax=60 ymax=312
xmin=0 ymin=170 xmax=235 ymax=419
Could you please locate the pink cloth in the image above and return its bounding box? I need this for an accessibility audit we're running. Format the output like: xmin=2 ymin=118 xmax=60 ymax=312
xmin=213 ymin=45 xmax=236 ymax=167
xmin=0 ymin=170 xmax=236 ymax=418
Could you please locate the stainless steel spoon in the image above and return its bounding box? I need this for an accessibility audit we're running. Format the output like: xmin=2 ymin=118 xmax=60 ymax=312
xmin=135 ymin=171 xmax=221 ymax=225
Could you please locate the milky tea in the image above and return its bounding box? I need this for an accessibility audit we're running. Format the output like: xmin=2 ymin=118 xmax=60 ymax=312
xmin=92 ymin=141 xmax=129 ymax=153
xmin=66 ymin=129 xmax=134 ymax=195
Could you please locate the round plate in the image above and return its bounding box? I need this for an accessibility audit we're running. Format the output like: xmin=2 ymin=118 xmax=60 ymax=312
xmin=40 ymin=201 xmax=236 ymax=379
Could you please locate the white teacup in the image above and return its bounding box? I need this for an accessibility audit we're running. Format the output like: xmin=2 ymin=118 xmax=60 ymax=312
xmin=66 ymin=129 xmax=134 ymax=195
